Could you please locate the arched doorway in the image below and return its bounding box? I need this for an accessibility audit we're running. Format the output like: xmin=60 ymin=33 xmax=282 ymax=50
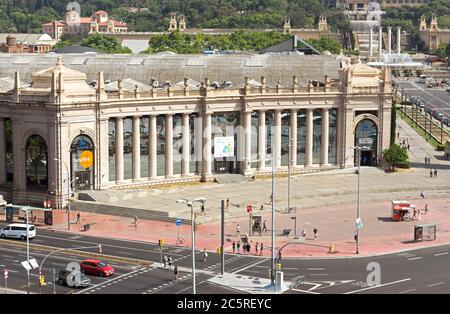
xmin=355 ymin=119 xmax=378 ymax=166
xmin=70 ymin=135 xmax=94 ymax=191
xmin=25 ymin=135 xmax=48 ymax=190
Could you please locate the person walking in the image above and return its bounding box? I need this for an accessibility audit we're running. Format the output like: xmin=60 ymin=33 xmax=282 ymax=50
xmin=434 ymin=169 xmax=438 ymax=178
xmin=76 ymin=212 xmax=81 ymax=224
xmin=407 ymin=144 xmax=410 ymax=151
xmin=203 ymin=248 xmax=208 ymax=262
xmin=425 ymin=203 xmax=428 ymax=214
xmin=430 ymin=169 xmax=433 ymax=178
xmin=236 ymin=224 xmax=240 ymax=235
xmin=134 ymin=215 xmax=139 ymax=227
xmin=421 ymin=190 xmax=425 ymax=198
xmin=262 ymin=220 xmax=267 ymax=232
xmin=226 ymin=198 xmax=230 ymax=210
xmin=237 ymin=241 xmax=241 ymax=254
xmin=313 ymin=228 xmax=318 ymax=240
xmin=260 ymin=243 xmax=263 ymax=256
xmin=247 ymin=242 xmax=251 ymax=254
xmin=412 ymin=208 xmax=417 ymax=220
xmin=424 ymin=157 xmax=427 ymax=165
xmin=260 ymin=204 xmax=264 ymax=211
xmin=201 ymin=204 xmax=205 ymax=215
xmin=232 ymin=241 xmax=236 ymax=254
xmin=168 ymin=256 xmax=173 ymax=270
xmin=174 ymin=265 xmax=179 ymax=281
xmin=255 ymin=242 xmax=259 ymax=255
xmin=302 ymin=229 xmax=307 ymax=239
xmin=163 ymin=255 xmax=168 ymax=268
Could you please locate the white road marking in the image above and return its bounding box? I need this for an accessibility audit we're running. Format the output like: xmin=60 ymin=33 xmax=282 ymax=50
xmin=399 ymin=289 xmax=416 ymax=294
xmin=232 ymin=259 xmax=267 ymax=274
xmin=310 ymin=274 xmax=329 ymax=276
xmin=118 ymin=251 xmax=135 ymax=256
xmin=344 ymin=278 xmax=411 ymax=294
xmin=291 ymin=288 xmax=320 ymax=294
xmin=283 ymin=267 xmax=298 ymax=270
xmin=434 ymin=252 xmax=448 ymax=257
xmin=74 ymin=269 xmax=141 ymax=294
xmin=307 ymin=268 xmax=325 ymax=271
xmin=428 ymin=282 xmax=445 ymax=287
xmin=408 ymin=257 xmax=423 ymax=261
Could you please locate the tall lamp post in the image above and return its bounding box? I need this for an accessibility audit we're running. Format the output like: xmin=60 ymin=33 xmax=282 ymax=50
xmin=351 ymin=146 xmax=366 ymax=254
xmin=176 ymin=197 xmax=206 ymax=294
xmin=55 ymin=158 xmax=71 ymax=230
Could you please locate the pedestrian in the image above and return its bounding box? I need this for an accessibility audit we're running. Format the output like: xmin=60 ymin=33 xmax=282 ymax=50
xmin=203 ymin=248 xmax=208 ymax=262
xmin=413 ymin=208 xmax=417 ymax=220
xmin=407 ymin=144 xmax=410 ymax=151
xmin=76 ymin=212 xmax=81 ymax=224
xmin=260 ymin=243 xmax=263 ymax=256
xmin=247 ymin=242 xmax=251 ymax=254
xmin=260 ymin=204 xmax=264 ymax=211
xmin=168 ymin=256 xmax=173 ymax=270
xmin=425 ymin=203 xmax=428 ymax=214
xmin=236 ymin=224 xmax=240 ymax=235
xmin=134 ymin=215 xmax=139 ymax=227
xmin=262 ymin=220 xmax=267 ymax=232
xmin=424 ymin=157 xmax=427 ymax=165
xmin=163 ymin=255 xmax=168 ymax=268
xmin=201 ymin=204 xmax=205 ymax=215
xmin=397 ymin=132 xmax=400 ymax=139
xmin=302 ymin=229 xmax=307 ymax=239
xmin=237 ymin=241 xmax=241 ymax=254
xmin=232 ymin=241 xmax=236 ymax=254
xmin=418 ymin=209 xmax=421 ymax=221
xmin=313 ymin=227 xmax=318 ymax=240
xmin=255 ymin=242 xmax=259 ymax=255
xmin=430 ymin=169 xmax=433 ymax=178
xmin=420 ymin=190 xmax=425 ymax=198
xmin=226 ymin=198 xmax=230 ymax=209
xmin=269 ymin=193 xmax=273 ymax=203
xmin=174 ymin=265 xmax=179 ymax=281
xmin=434 ymin=169 xmax=437 ymax=178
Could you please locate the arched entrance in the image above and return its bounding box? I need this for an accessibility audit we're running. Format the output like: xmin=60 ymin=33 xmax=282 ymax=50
xmin=25 ymin=135 xmax=48 ymax=190
xmin=355 ymin=119 xmax=378 ymax=166
xmin=70 ymin=135 xmax=94 ymax=191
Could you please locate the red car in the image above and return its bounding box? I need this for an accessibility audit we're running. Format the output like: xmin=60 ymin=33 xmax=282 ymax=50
xmin=80 ymin=260 xmax=114 ymax=277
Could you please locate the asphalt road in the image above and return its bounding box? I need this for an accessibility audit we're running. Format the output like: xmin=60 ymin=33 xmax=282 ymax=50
xmin=1 ymin=224 xmax=450 ymax=294
xmin=396 ymin=79 xmax=450 ymax=121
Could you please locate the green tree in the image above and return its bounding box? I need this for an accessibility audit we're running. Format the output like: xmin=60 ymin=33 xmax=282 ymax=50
xmin=302 ymin=36 xmax=342 ymax=54
xmin=81 ymin=34 xmax=132 ymax=54
xmin=383 ymin=144 xmax=409 ymax=171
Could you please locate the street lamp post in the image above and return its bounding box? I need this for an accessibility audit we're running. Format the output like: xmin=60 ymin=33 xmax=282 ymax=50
xmin=176 ymin=197 xmax=206 ymax=294
xmin=55 ymin=158 xmax=71 ymax=230
xmin=351 ymin=147 xmax=365 ymax=255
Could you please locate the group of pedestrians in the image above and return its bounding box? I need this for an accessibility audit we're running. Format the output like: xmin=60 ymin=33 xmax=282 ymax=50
xmin=424 ymin=156 xmax=432 ymax=165
xmin=163 ymin=255 xmax=179 ymax=281
xmin=429 ymin=168 xmax=438 ymax=178
xmin=301 ymin=228 xmax=319 ymax=240
xmin=231 ymin=240 xmax=264 ymax=256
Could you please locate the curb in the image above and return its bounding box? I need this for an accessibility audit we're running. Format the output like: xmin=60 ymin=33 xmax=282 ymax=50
xmin=0 ymin=239 xmax=152 ymax=267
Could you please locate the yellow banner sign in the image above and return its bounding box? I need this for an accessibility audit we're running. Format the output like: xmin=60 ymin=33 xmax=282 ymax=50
xmin=79 ymin=150 xmax=93 ymax=169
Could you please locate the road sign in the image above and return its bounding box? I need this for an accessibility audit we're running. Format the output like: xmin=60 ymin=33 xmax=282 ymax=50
xmin=247 ymin=204 xmax=253 ymax=213
xmin=21 ymin=261 xmax=32 ymax=271
xmin=79 ymin=150 xmax=93 ymax=169
xmin=29 ymin=258 xmax=39 ymax=269
xmin=3 ymin=270 xmax=8 ymax=279
xmin=176 ymin=219 xmax=182 ymax=226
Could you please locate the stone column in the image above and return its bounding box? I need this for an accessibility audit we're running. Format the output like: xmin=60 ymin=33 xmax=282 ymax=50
xmin=132 ymin=116 xmax=141 ymax=181
xmin=378 ymin=26 xmax=383 ymax=55
xmin=115 ymin=117 xmax=124 ymax=183
xmin=387 ymin=27 xmax=392 ymax=54
xmin=0 ymin=118 xmax=5 ymax=185
xmin=397 ymin=26 xmax=401 ymax=54
xmin=258 ymin=111 xmax=266 ymax=170
xmin=165 ymin=114 xmax=173 ymax=178
xmin=12 ymin=119 xmax=26 ymax=203
xmin=321 ymin=108 xmax=330 ymax=166
xmin=305 ymin=109 xmax=314 ymax=167
xmin=274 ymin=110 xmax=282 ymax=169
xmin=290 ymin=109 xmax=297 ymax=167
xmin=202 ymin=113 xmax=212 ymax=181
xmin=243 ymin=111 xmax=252 ymax=175
xmin=369 ymin=27 xmax=373 ymax=56
xmin=181 ymin=113 xmax=190 ymax=176
xmin=149 ymin=115 xmax=157 ymax=179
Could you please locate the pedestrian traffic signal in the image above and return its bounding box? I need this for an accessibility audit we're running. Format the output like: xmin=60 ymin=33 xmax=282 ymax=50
xmin=39 ymin=275 xmax=46 ymax=286
xmin=217 ymin=247 xmax=222 ymax=255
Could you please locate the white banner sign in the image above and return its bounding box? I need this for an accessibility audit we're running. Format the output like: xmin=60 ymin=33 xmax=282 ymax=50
xmin=214 ymin=136 xmax=234 ymax=158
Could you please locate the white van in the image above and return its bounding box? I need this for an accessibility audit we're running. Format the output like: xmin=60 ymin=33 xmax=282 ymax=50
xmin=0 ymin=223 xmax=36 ymax=240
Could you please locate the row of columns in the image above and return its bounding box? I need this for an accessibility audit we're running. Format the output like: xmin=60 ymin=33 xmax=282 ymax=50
xmin=112 ymin=108 xmax=333 ymax=184
xmin=368 ymin=26 xmax=401 ymax=57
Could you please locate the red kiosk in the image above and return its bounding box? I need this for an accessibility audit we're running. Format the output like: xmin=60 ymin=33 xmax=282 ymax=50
xmin=391 ymin=200 xmax=415 ymax=221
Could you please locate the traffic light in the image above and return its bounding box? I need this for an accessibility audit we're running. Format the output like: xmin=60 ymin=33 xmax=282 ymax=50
xmin=39 ymin=275 xmax=46 ymax=286
xmin=216 ymin=247 xmax=222 ymax=255
xmin=158 ymin=238 xmax=165 ymax=248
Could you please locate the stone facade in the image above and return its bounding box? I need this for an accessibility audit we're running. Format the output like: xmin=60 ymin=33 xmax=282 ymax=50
xmin=0 ymin=56 xmax=392 ymax=208
xmin=419 ymin=15 xmax=450 ymax=53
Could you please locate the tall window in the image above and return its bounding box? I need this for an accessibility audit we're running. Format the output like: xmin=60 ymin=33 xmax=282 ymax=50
xmin=25 ymin=135 xmax=48 ymax=190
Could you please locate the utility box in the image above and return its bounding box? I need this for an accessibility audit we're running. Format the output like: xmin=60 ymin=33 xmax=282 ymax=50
xmin=414 ymin=223 xmax=437 ymax=242
xmin=276 ymin=271 xmax=284 ymax=292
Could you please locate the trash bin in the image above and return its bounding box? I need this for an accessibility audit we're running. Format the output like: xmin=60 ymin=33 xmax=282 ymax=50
xmin=83 ymin=224 xmax=90 ymax=231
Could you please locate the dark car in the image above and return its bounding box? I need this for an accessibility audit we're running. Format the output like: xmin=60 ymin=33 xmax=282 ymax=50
xmin=80 ymin=259 xmax=114 ymax=277
xmin=57 ymin=270 xmax=90 ymax=288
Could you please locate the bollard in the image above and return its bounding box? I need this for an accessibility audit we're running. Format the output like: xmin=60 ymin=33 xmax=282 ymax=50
xmin=328 ymin=244 xmax=335 ymax=254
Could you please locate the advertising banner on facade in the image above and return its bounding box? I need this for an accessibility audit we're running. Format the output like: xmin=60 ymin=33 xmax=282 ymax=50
xmin=214 ymin=136 xmax=234 ymax=158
